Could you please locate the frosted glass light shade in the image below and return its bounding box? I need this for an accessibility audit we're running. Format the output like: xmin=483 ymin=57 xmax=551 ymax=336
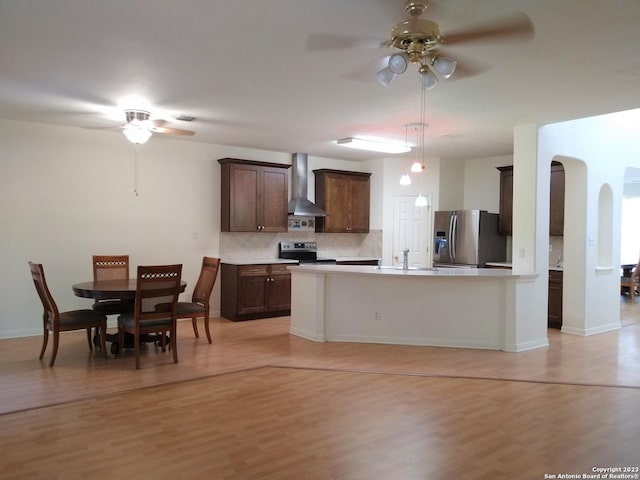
xmin=388 ymin=53 xmax=409 ymax=74
xmin=421 ymin=69 xmax=438 ymax=90
xmin=123 ymin=125 xmax=152 ymax=144
xmin=415 ymin=194 xmax=428 ymax=207
xmin=376 ymin=67 xmax=396 ymax=86
xmin=432 ymin=56 xmax=457 ymax=79
xmin=399 ymin=173 xmax=411 ymax=185
xmin=410 ymin=161 xmax=424 ymax=173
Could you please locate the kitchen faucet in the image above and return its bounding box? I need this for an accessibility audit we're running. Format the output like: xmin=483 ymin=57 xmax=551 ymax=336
xmin=402 ymin=248 xmax=410 ymax=270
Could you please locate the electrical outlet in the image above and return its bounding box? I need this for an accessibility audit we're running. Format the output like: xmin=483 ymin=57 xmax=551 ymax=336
xmin=374 ymin=311 xmax=381 ymax=321
xmin=518 ymin=248 xmax=525 ymax=258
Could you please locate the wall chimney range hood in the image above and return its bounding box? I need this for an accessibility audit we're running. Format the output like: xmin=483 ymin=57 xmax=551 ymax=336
xmin=288 ymin=153 xmax=326 ymax=217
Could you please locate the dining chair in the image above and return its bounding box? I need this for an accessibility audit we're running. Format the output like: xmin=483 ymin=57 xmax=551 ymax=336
xmin=117 ymin=264 xmax=182 ymax=369
xmin=621 ymin=260 xmax=640 ymax=301
xmin=28 ymin=262 xmax=108 ymax=367
xmin=176 ymin=257 xmax=220 ymax=343
xmin=92 ymin=255 xmax=130 ymax=315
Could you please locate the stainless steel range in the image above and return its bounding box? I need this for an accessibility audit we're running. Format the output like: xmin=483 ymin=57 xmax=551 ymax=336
xmin=279 ymin=241 xmax=336 ymax=264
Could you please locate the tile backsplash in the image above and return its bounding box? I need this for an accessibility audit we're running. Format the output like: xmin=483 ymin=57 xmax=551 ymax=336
xmin=549 ymin=235 xmax=564 ymax=268
xmin=220 ymin=230 xmax=383 ymax=261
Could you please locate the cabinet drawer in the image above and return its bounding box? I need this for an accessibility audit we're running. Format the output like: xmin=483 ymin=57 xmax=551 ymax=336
xmin=269 ymin=264 xmax=291 ymax=275
xmin=238 ymin=265 xmax=269 ymax=277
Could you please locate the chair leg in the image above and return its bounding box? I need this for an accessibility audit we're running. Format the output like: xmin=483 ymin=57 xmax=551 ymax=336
xmin=192 ymin=317 xmax=199 ymax=338
xmin=39 ymin=328 xmax=49 ymax=360
xmin=204 ymin=307 xmax=212 ymax=344
xmin=171 ymin=325 xmax=178 ymax=364
xmin=135 ymin=332 xmax=141 ymax=369
xmin=86 ymin=328 xmax=93 ymax=351
xmin=100 ymin=325 xmax=108 ymax=359
xmin=117 ymin=325 xmax=124 ymax=357
xmin=49 ymin=332 xmax=60 ymax=367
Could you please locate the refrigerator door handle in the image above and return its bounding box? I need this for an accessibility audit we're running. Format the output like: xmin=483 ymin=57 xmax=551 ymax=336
xmin=451 ymin=213 xmax=458 ymax=260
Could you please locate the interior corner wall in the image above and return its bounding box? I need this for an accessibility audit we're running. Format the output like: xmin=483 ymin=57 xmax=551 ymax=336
xmin=437 ymin=158 xmax=465 ymax=211
xmin=463 ymin=154 xmax=512 ymax=213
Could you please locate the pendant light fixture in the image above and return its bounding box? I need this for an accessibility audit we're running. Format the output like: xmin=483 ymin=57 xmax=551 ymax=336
xmin=415 ymin=81 xmax=428 ymax=208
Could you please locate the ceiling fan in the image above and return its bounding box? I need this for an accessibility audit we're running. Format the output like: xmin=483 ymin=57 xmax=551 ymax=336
xmin=308 ymin=0 xmax=534 ymax=89
xmin=122 ymin=109 xmax=195 ymax=144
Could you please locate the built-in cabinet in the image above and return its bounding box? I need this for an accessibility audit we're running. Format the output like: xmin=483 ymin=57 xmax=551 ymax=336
xmin=313 ymin=169 xmax=371 ymax=233
xmin=548 ymin=269 xmax=563 ymax=329
xmin=497 ymin=166 xmax=513 ymax=235
xmin=220 ymin=263 xmax=292 ymax=321
xmin=497 ymin=162 xmax=565 ymax=235
xmin=219 ymin=158 xmax=290 ymax=232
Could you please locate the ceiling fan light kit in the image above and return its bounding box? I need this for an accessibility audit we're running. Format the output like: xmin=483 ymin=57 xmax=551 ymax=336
xmin=123 ymin=123 xmax=152 ymax=144
xmin=337 ymin=137 xmax=411 ymax=154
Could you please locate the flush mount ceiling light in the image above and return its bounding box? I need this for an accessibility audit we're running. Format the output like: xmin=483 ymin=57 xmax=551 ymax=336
xmin=337 ymin=137 xmax=411 ymax=154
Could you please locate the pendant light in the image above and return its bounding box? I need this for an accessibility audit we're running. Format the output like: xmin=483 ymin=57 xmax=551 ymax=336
xmin=415 ymin=81 xmax=428 ymax=208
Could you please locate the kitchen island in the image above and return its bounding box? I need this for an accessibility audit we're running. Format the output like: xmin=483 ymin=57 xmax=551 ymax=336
xmin=289 ymin=264 xmax=543 ymax=352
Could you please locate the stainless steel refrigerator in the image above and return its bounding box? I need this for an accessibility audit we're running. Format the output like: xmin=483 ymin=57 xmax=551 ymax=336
xmin=433 ymin=210 xmax=507 ymax=268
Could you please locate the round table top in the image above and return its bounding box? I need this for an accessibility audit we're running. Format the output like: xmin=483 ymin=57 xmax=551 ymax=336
xmin=72 ymin=279 xmax=187 ymax=300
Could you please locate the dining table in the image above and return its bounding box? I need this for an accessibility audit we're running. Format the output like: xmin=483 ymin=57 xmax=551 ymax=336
xmin=72 ymin=278 xmax=187 ymax=355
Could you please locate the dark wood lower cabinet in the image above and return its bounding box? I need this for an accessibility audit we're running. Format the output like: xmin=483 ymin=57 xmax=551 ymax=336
xmin=548 ymin=270 xmax=563 ymax=329
xmin=221 ymin=263 xmax=291 ymax=321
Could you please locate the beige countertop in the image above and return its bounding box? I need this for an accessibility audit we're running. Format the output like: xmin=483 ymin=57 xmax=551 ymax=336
xmin=485 ymin=262 xmax=563 ymax=272
xmin=221 ymin=258 xmax=298 ymax=266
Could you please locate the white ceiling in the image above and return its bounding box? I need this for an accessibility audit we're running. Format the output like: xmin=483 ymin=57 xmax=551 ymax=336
xmin=0 ymin=0 xmax=639 ymax=162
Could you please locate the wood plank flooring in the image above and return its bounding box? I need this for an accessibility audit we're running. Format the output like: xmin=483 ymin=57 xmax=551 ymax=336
xmin=1 ymin=299 xmax=639 ymax=479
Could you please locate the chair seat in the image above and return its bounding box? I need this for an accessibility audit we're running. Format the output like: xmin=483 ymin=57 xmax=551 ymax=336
xmin=93 ymin=300 xmax=129 ymax=316
xmin=59 ymin=310 xmax=108 ymax=328
xmin=118 ymin=313 xmax=172 ymax=330
xmin=155 ymin=302 xmax=205 ymax=316
xmin=176 ymin=302 xmax=206 ymax=315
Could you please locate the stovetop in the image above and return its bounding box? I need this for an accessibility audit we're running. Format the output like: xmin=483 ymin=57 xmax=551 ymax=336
xmin=279 ymin=241 xmax=336 ymax=264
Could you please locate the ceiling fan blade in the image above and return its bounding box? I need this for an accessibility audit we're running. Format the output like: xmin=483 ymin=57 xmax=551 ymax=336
xmin=441 ymin=12 xmax=534 ymax=45
xmin=306 ymin=33 xmax=387 ymax=51
xmin=149 ymin=119 xmax=167 ymax=128
xmin=149 ymin=126 xmax=194 ymax=136
xmin=435 ymin=48 xmax=489 ymax=80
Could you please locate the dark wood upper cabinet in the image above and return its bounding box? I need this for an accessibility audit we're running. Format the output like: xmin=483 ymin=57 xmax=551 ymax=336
xmin=313 ymin=169 xmax=371 ymax=233
xmin=549 ymin=162 xmax=565 ymax=236
xmin=497 ymin=162 xmax=564 ymax=236
xmin=219 ymin=158 xmax=290 ymax=232
xmin=497 ymin=166 xmax=513 ymax=235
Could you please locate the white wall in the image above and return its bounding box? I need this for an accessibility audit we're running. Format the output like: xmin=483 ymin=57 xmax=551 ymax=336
xmin=463 ymin=154 xmax=512 ymax=213
xmin=0 ymin=119 xmax=382 ymax=338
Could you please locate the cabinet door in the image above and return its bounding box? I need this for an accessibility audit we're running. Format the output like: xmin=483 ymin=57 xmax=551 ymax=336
xmin=497 ymin=167 xmax=513 ymax=235
xmin=268 ymin=265 xmax=291 ymax=312
xmin=322 ymin=172 xmax=350 ymax=232
xmin=237 ymin=275 xmax=269 ymax=315
xmin=260 ymin=166 xmax=289 ymax=232
xmin=549 ymin=163 xmax=565 ymax=236
xmin=348 ymin=175 xmax=370 ymax=233
xmin=547 ymin=270 xmax=563 ymax=329
xmin=228 ymin=163 xmax=260 ymax=232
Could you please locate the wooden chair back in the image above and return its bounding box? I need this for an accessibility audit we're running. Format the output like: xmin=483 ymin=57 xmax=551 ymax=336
xmin=134 ymin=264 xmax=183 ymax=325
xmin=93 ymin=255 xmax=129 ymax=282
xmin=29 ymin=262 xmax=59 ymax=329
xmin=191 ymin=257 xmax=221 ymax=305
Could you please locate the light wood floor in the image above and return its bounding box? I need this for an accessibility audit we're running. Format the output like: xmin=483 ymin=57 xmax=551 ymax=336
xmin=1 ymin=299 xmax=639 ymax=479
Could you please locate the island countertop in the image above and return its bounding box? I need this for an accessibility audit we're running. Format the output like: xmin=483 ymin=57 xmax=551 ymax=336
xmin=290 ymin=263 xmax=535 ymax=278
xmin=289 ymin=263 xmax=545 ymax=353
